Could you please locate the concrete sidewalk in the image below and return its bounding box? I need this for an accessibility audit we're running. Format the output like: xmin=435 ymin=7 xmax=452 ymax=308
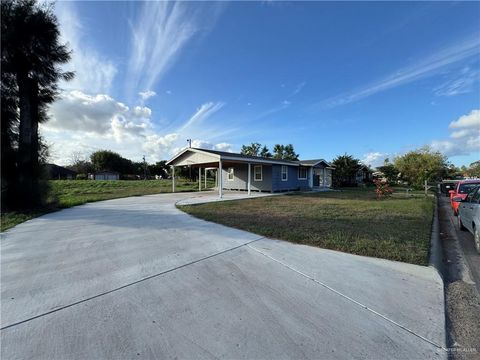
xmin=1 ymin=192 xmax=446 ymax=359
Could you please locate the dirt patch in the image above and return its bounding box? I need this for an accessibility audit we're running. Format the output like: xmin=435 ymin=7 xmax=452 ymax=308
xmin=445 ymin=281 xmax=480 ymax=359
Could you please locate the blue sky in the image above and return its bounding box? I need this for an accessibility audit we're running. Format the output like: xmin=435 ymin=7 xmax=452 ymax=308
xmin=44 ymin=1 xmax=480 ymax=167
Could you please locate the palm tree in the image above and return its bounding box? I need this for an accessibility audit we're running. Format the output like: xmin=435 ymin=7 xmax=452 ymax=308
xmin=1 ymin=0 xmax=73 ymax=208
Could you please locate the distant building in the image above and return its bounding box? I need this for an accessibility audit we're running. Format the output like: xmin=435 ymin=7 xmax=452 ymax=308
xmin=44 ymin=164 xmax=77 ymax=180
xmin=355 ymin=165 xmax=373 ymax=185
xmin=93 ymin=171 xmax=120 ymax=181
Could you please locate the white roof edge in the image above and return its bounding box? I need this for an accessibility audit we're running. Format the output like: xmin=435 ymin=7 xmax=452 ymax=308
xmin=166 ymin=148 xmax=220 ymax=165
xmin=298 ymin=159 xmax=333 ymax=167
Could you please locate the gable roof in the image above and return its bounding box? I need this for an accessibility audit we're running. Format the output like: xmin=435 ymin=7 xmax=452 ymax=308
xmin=167 ymin=147 xmax=334 ymax=168
xmin=294 ymin=159 xmax=334 ymax=167
xmin=167 ymin=147 xmax=300 ymax=166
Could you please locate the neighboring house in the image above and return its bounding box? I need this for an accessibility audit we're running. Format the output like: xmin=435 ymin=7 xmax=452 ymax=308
xmin=92 ymin=170 xmax=120 ymax=180
xmin=44 ymin=163 xmax=77 ymax=180
xmin=166 ymin=148 xmax=334 ymax=197
xmin=355 ymin=164 xmax=373 ymax=185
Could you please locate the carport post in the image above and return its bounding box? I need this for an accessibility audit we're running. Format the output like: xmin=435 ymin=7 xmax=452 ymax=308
xmin=205 ymin=168 xmax=207 ymax=189
xmin=247 ymin=163 xmax=251 ymax=196
xmin=171 ymin=166 xmax=176 ymax=193
xmin=199 ymin=167 xmax=201 ymax=191
xmin=218 ymin=160 xmax=223 ymax=198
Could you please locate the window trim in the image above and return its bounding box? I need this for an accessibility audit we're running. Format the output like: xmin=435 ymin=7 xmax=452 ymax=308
xmin=227 ymin=167 xmax=234 ymax=181
xmin=254 ymin=165 xmax=263 ymax=181
xmin=281 ymin=165 xmax=288 ymax=181
xmin=298 ymin=167 xmax=308 ymax=180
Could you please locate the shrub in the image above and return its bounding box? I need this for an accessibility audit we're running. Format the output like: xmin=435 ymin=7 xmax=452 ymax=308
xmin=374 ymin=179 xmax=393 ymax=199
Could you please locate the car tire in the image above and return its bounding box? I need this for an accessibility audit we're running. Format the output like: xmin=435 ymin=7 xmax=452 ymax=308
xmin=474 ymin=226 xmax=480 ymax=254
xmin=459 ymin=216 xmax=467 ymax=231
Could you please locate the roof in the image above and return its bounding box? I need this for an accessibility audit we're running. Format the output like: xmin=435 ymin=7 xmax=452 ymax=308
xmin=44 ymin=164 xmax=77 ymax=176
xmin=168 ymin=148 xmax=301 ymax=166
xmin=95 ymin=170 xmax=120 ymax=175
xmin=458 ymin=179 xmax=480 ymax=184
xmin=294 ymin=159 xmax=334 ymax=167
xmin=167 ymin=148 xmax=335 ymax=168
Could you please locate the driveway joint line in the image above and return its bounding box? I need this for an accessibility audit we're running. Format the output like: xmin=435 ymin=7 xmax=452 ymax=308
xmin=0 ymin=237 xmax=265 ymax=331
xmin=247 ymin=243 xmax=447 ymax=352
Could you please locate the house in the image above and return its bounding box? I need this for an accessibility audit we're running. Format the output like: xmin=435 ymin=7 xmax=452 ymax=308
xmin=44 ymin=164 xmax=77 ymax=180
xmin=92 ymin=170 xmax=120 ymax=180
xmin=166 ymin=148 xmax=334 ymax=198
xmin=355 ymin=164 xmax=373 ymax=185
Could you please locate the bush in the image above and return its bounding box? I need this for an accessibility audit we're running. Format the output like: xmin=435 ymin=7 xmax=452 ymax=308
xmin=374 ymin=179 xmax=393 ymax=199
xmin=76 ymin=173 xmax=87 ymax=180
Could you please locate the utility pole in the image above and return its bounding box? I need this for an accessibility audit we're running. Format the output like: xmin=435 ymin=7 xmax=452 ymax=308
xmin=143 ymin=155 xmax=147 ymax=180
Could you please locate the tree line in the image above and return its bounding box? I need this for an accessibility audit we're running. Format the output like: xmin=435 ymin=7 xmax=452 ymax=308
xmin=333 ymin=147 xmax=479 ymax=189
xmin=240 ymin=142 xmax=478 ymax=188
xmin=69 ymin=150 xmax=170 ymax=180
xmin=240 ymin=142 xmax=299 ymax=160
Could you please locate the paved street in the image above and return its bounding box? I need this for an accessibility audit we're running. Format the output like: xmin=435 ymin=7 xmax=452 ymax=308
xmin=1 ymin=192 xmax=446 ymax=359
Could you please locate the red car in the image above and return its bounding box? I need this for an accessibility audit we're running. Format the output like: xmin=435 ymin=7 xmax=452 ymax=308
xmin=450 ymin=180 xmax=480 ymax=216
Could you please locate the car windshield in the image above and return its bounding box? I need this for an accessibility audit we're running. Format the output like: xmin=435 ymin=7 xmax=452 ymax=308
xmin=458 ymin=183 xmax=480 ymax=194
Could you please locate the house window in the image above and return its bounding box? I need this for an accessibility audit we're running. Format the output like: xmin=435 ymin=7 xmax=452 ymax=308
xmin=298 ymin=167 xmax=308 ymax=180
xmin=281 ymin=165 xmax=288 ymax=181
xmin=254 ymin=165 xmax=262 ymax=181
xmin=227 ymin=167 xmax=234 ymax=181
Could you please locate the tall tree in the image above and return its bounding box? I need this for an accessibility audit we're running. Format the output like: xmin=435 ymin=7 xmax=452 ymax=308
xmin=1 ymin=0 xmax=73 ymax=208
xmin=240 ymin=142 xmax=262 ymax=156
xmin=273 ymin=144 xmax=299 ymax=160
xmin=90 ymin=150 xmax=132 ymax=174
xmin=259 ymin=145 xmax=272 ymax=158
xmin=376 ymin=159 xmax=399 ymax=184
xmin=332 ymin=154 xmax=361 ymax=187
xmin=283 ymin=144 xmax=299 ymax=160
xmin=465 ymin=161 xmax=480 ymax=178
xmin=394 ymin=147 xmax=448 ymax=188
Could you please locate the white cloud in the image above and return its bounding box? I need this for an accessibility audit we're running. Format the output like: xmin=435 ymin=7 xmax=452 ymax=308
xmin=179 ymin=102 xmax=225 ymax=132
xmin=55 ymin=2 xmax=117 ymax=94
xmin=138 ymin=90 xmax=157 ymax=101
xmin=126 ymin=2 xmax=223 ymax=99
xmin=171 ymin=140 xmax=233 ymax=156
xmin=361 ymin=152 xmax=389 ymax=168
xmin=46 ymin=91 xmax=150 ymax=138
xmin=319 ymin=34 xmax=480 ymax=108
xmin=431 ymin=109 xmax=480 ymax=157
xmin=142 ymin=133 xmax=179 ymax=158
xmin=290 ymin=81 xmax=306 ymax=97
xmin=434 ymin=66 xmax=480 ymax=97
xmin=43 ymin=92 xmax=232 ymax=165
xmin=449 ymin=109 xmax=480 ymax=129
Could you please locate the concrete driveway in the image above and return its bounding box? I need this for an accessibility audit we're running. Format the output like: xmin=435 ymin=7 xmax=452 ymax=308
xmin=1 ymin=192 xmax=446 ymax=359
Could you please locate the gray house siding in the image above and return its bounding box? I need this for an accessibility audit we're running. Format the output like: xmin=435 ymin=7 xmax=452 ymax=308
xmin=271 ymin=165 xmax=309 ymax=191
xmin=222 ymin=164 xmax=272 ymax=192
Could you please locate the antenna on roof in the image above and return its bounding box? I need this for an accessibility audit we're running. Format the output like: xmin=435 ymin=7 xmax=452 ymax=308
xmin=187 ymin=139 xmax=192 ymax=148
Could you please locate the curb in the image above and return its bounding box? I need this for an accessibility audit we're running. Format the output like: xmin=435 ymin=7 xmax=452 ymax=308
xmin=429 ymin=194 xmax=444 ymax=278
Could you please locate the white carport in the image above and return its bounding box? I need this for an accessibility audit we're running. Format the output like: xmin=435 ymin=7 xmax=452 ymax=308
xmin=166 ymin=148 xmax=228 ymax=198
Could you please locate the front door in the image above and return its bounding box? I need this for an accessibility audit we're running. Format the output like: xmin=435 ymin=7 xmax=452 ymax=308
xmin=313 ymin=174 xmax=320 ymax=186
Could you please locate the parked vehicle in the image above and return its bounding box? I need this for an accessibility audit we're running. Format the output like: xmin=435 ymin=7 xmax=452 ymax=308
xmin=456 ymin=187 xmax=480 ymax=253
xmin=440 ymin=180 xmax=460 ymax=197
xmin=449 ymin=180 xmax=480 ymax=216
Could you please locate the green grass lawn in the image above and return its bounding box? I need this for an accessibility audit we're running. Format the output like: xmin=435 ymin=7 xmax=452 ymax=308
xmin=1 ymin=179 xmax=213 ymax=231
xmin=180 ymin=189 xmax=434 ymax=265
